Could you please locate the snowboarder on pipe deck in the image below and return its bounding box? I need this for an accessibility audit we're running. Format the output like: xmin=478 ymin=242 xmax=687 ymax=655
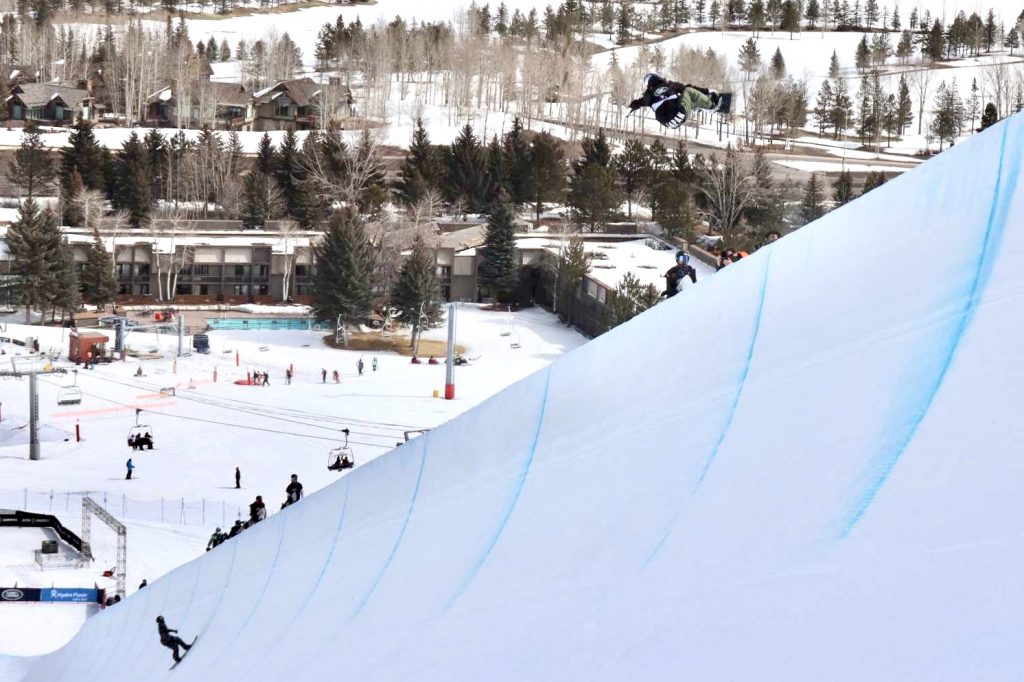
xmin=664 ymin=251 xmax=697 ymax=298
xmin=628 ymin=73 xmax=726 ymax=129
xmin=156 ymin=616 xmax=192 ymax=663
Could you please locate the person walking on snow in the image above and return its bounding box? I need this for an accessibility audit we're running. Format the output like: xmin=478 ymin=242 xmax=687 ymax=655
xmin=235 ymin=466 xmax=241 ymax=489
xmin=285 ymin=474 xmax=303 ymax=506
xmin=125 ymin=458 xmax=134 ymax=480
xmin=372 ymin=357 xmax=378 ymax=372
xmin=628 ymin=73 xmax=724 ymax=129
xmin=156 ymin=616 xmax=192 ymax=664
xmin=357 ymin=358 xmax=364 ymax=376
xmin=321 ymin=368 xmax=327 ymax=383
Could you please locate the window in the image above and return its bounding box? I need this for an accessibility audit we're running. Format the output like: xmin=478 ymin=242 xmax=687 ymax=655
xmin=275 ymin=105 xmax=291 ymax=118
xmin=257 ymin=284 xmax=268 ymax=296
xmin=254 ymin=265 xmax=268 ymax=278
xmin=294 ymin=264 xmax=308 ymax=277
xmin=176 ymin=283 xmax=191 ymax=296
xmin=437 ymin=265 xmax=451 ymax=281
xmin=133 ymin=263 xmax=150 ymax=277
xmin=234 ymin=265 xmax=251 ymax=278
xmin=296 ymin=284 xmax=312 ymax=296
xmin=137 ymin=283 xmax=150 ymax=296
xmin=233 ymin=284 xmax=250 ymax=296
xmin=115 ymin=264 xmax=132 ymax=279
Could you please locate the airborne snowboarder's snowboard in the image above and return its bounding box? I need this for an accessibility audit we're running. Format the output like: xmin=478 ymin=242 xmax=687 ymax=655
xmin=714 ymin=92 xmax=733 ymax=115
xmin=169 ymin=638 xmax=198 ymax=670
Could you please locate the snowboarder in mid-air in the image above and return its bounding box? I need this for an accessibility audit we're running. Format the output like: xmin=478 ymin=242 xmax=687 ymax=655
xmin=664 ymin=251 xmax=697 ymax=298
xmin=156 ymin=615 xmax=193 ymax=665
xmin=628 ymin=73 xmax=730 ymax=129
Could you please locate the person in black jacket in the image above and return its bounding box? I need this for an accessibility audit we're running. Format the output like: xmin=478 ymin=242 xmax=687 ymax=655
xmin=156 ymin=615 xmax=192 ymax=663
xmin=249 ymin=495 xmax=266 ymax=524
xmin=284 ymin=474 xmax=303 ymax=507
xmin=628 ymin=73 xmax=722 ymax=129
xmin=664 ymin=251 xmax=698 ymax=298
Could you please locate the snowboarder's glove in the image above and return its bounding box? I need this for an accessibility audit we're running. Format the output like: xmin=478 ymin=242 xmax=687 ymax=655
xmin=628 ymin=99 xmax=643 ymax=111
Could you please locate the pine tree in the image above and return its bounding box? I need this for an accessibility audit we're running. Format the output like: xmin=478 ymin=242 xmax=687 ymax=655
xmin=444 ymin=124 xmax=489 ymax=213
xmin=804 ymin=0 xmax=820 ymax=28
xmin=396 ymin=117 xmax=442 ymax=206
xmin=391 ymin=234 xmax=443 ymax=353
xmin=614 ymin=138 xmax=649 ymax=218
xmin=6 ymin=199 xmax=63 ymax=323
xmin=738 ymin=37 xmax=761 ymax=74
xmin=112 ymin=131 xmax=152 ymax=227
xmin=607 ymin=272 xmax=661 ymax=329
xmin=930 ymin=80 xmax=963 ymax=150
xmin=829 ymin=77 xmax=853 ymax=138
xmin=529 ymin=131 xmax=566 ymax=222
xmin=979 ymin=102 xmax=998 ymax=130
xmin=485 ymin=136 xmax=509 ymax=203
xmin=49 ymin=234 xmax=80 ymax=321
xmin=770 ymin=47 xmax=786 ymax=78
xmin=311 ymin=211 xmax=375 ymax=347
xmin=60 ymin=121 xmax=107 ymax=224
xmin=502 ymin=117 xmax=534 ymax=206
xmin=7 ymin=123 xmax=55 ymax=199
xmin=255 ymin=132 xmax=275 ymax=175
xmin=478 ymin=199 xmax=519 ymax=302
xmin=219 ymin=38 xmax=231 ymax=61
xmin=568 ymin=165 xmax=621 ymax=231
xmin=743 ymin=146 xmax=784 ymax=232
xmin=832 ymin=168 xmax=854 ymax=206
xmin=780 ymin=0 xmax=799 ymax=37
xmin=896 ymin=29 xmax=913 ymax=63
xmin=861 ymin=170 xmax=887 ymax=195
xmin=855 ymin=33 xmax=870 ymax=71
xmin=240 ymin=172 xmax=279 ymax=229
xmin=799 ymin=173 xmax=825 ymax=224
xmin=555 ymin=235 xmax=591 ymax=326
xmin=828 ymin=50 xmax=841 ymax=78
xmin=813 ymin=80 xmax=835 ymax=134
xmin=925 ymin=19 xmax=944 ymax=61
xmin=81 ymin=228 xmax=118 ymax=310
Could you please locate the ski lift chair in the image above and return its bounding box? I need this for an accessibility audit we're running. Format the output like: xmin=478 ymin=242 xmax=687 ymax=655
xmin=57 ymin=370 xmax=82 ymax=406
xmin=509 ymin=329 xmax=522 ymax=350
xmin=499 ymin=306 xmax=513 ymax=337
xmin=328 ymin=428 xmax=355 ymax=471
xmin=127 ymin=409 xmax=154 ymax=449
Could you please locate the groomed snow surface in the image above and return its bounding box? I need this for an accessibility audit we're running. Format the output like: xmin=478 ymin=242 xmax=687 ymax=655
xmin=0 ymin=305 xmax=584 ymax=666
xmin=6 ymin=112 xmax=1023 ymax=680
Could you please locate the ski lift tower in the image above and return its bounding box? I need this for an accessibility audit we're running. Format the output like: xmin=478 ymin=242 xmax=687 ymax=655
xmin=444 ymin=302 xmax=457 ymax=400
xmin=0 ymin=356 xmax=67 ymax=460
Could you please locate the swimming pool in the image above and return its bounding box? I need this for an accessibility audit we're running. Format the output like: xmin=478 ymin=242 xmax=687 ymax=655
xmin=205 ymin=318 xmax=326 ymax=331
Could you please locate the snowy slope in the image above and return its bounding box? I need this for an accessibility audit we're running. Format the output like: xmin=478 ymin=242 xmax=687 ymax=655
xmin=16 ymin=113 xmax=1024 ymax=680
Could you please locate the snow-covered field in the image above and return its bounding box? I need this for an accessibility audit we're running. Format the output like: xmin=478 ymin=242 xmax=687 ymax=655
xmin=0 ymin=304 xmax=585 ymax=656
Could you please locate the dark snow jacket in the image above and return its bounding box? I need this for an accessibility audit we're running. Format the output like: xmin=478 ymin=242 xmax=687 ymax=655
xmin=285 ymin=481 xmax=303 ymax=504
xmin=665 ymin=263 xmax=698 ymax=296
xmin=629 ymin=75 xmax=716 ymax=128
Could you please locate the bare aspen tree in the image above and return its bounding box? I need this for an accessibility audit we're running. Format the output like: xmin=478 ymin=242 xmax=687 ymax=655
xmin=909 ymin=67 xmax=933 ymax=135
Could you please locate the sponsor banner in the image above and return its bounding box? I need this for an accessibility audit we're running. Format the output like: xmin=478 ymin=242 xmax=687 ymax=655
xmin=40 ymin=588 xmax=99 ymax=603
xmin=0 ymin=587 xmax=41 ymax=602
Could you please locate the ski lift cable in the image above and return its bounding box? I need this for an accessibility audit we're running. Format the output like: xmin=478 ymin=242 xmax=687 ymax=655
xmin=68 ymin=372 xmax=422 ymax=439
xmin=95 ymin=372 xmax=427 ymax=431
xmin=39 ymin=378 xmax=392 ymax=448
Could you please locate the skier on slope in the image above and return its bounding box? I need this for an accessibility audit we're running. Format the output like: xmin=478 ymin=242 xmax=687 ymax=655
xmin=156 ymin=615 xmax=193 ymax=664
xmin=628 ymin=73 xmax=726 ymax=129
xmin=664 ymin=251 xmax=698 ymax=298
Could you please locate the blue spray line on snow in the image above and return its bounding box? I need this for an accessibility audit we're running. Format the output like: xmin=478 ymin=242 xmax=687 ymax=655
xmin=349 ymin=432 xmax=429 ymax=619
xmin=444 ymin=366 xmax=553 ymax=611
xmin=222 ymin=513 xmax=289 ymax=651
xmin=642 ymin=252 xmax=772 ymax=568
xmin=837 ymin=122 xmax=1020 ymax=538
xmin=292 ymin=478 xmax=352 ymax=617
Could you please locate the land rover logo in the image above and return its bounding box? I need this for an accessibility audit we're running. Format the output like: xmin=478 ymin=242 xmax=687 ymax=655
xmin=1 ymin=589 xmax=23 ymax=600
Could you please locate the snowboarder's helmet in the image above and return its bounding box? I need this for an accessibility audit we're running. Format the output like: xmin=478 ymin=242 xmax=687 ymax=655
xmin=644 ymin=73 xmax=659 ymax=88
xmin=676 ymin=251 xmax=690 ymax=264
xmin=156 ymin=616 xmax=164 ymax=623
xmin=291 ymin=474 xmax=298 ymax=479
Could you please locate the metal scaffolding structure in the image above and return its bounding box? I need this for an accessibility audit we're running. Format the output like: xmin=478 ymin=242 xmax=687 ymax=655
xmin=81 ymin=497 xmax=127 ymax=600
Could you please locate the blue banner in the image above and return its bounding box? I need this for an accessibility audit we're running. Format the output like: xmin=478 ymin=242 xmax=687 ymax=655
xmin=39 ymin=588 xmax=98 ymax=603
